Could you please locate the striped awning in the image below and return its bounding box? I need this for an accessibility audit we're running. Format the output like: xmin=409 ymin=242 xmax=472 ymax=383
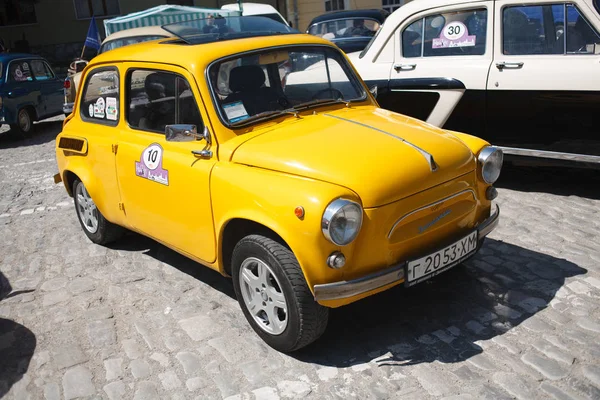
xmin=103 ymin=5 xmax=241 ymax=36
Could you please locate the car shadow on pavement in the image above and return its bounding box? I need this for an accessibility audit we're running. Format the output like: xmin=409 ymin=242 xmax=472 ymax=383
xmin=108 ymin=232 xmax=236 ymax=299
xmin=0 ymin=272 xmax=36 ymax=399
xmin=291 ymin=238 xmax=586 ymax=367
xmin=497 ymin=163 xmax=600 ymax=199
xmin=0 ymin=119 xmax=64 ymax=150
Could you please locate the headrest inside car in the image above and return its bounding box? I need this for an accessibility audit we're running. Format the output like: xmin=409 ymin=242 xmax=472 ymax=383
xmin=145 ymin=73 xmax=174 ymax=100
xmin=229 ymin=65 xmax=266 ymax=92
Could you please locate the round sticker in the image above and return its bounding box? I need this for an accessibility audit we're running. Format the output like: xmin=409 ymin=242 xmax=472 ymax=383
xmin=95 ymin=97 xmax=105 ymax=112
xmin=89 ymin=104 xmax=94 ymax=117
xmin=15 ymin=68 xmax=23 ymax=78
xmin=142 ymin=144 xmax=162 ymax=170
xmin=444 ymin=21 xmax=467 ymax=40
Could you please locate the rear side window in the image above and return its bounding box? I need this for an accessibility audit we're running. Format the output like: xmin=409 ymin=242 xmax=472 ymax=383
xmin=503 ymin=3 xmax=600 ymax=55
xmin=8 ymin=61 xmax=33 ymax=82
xmin=402 ymin=9 xmax=488 ymax=57
xmin=30 ymin=60 xmax=55 ymax=81
xmin=126 ymin=70 xmax=204 ymax=134
xmin=80 ymin=68 xmax=120 ymax=126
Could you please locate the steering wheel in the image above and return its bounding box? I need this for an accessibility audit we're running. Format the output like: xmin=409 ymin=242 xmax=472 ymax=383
xmin=312 ymin=88 xmax=344 ymax=100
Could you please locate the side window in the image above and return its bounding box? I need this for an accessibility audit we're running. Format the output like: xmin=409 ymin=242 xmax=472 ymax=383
xmin=402 ymin=9 xmax=487 ymax=57
xmin=30 ymin=60 xmax=55 ymax=81
xmin=8 ymin=61 xmax=33 ymax=82
xmin=127 ymin=70 xmax=204 ymax=134
xmin=80 ymin=68 xmax=120 ymax=125
xmin=503 ymin=3 xmax=600 ymax=55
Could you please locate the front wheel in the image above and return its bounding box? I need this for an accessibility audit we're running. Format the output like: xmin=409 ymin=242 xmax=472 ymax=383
xmin=232 ymin=235 xmax=328 ymax=352
xmin=73 ymin=179 xmax=123 ymax=245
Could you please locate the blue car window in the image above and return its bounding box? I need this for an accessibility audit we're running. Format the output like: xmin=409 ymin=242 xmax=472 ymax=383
xmin=8 ymin=61 xmax=33 ymax=82
xmin=30 ymin=60 xmax=54 ymax=81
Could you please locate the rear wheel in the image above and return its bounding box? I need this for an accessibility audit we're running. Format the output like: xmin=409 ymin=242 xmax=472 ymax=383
xmin=73 ymin=179 xmax=123 ymax=245
xmin=232 ymin=234 xmax=328 ymax=352
xmin=10 ymin=108 xmax=34 ymax=136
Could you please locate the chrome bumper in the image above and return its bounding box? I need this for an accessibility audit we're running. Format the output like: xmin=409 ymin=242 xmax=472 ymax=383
xmin=63 ymin=103 xmax=73 ymax=114
xmin=313 ymin=204 xmax=500 ymax=302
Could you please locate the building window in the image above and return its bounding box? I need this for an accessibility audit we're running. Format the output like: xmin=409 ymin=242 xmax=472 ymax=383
xmin=167 ymin=0 xmax=195 ymax=5
xmin=383 ymin=0 xmax=403 ymax=14
xmin=0 ymin=0 xmax=37 ymax=26
xmin=325 ymin=0 xmax=346 ymax=12
xmin=74 ymin=0 xmax=121 ymax=19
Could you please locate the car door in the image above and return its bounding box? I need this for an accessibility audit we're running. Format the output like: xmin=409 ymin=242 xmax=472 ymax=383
xmin=30 ymin=59 xmax=63 ymax=117
xmin=4 ymin=59 xmax=40 ymax=120
xmin=384 ymin=3 xmax=493 ymax=135
xmin=486 ymin=0 xmax=600 ymax=160
xmin=115 ymin=64 xmax=217 ymax=263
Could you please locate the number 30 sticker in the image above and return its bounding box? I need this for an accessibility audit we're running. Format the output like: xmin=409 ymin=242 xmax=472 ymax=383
xmin=135 ymin=143 xmax=169 ymax=185
xmin=444 ymin=21 xmax=464 ymax=40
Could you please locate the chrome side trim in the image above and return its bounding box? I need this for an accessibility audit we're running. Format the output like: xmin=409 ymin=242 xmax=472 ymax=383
xmin=498 ymin=146 xmax=600 ymax=164
xmin=478 ymin=203 xmax=499 ymax=239
xmin=323 ymin=114 xmax=438 ymax=172
xmin=313 ymin=263 xmax=405 ymax=301
xmin=387 ymin=189 xmax=476 ymax=239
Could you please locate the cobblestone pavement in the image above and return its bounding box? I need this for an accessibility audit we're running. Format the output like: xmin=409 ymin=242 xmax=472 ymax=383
xmin=1 ymin=117 xmax=599 ymax=400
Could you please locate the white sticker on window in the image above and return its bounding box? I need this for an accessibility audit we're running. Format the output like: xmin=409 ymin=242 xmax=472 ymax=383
xmin=94 ymin=97 xmax=105 ymax=119
xmin=223 ymin=101 xmax=249 ymax=123
xmin=106 ymin=97 xmax=117 ymax=121
xmin=433 ymin=21 xmax=476 ymax=48
xmin=88 ymin=104 xmax=94 ymax=118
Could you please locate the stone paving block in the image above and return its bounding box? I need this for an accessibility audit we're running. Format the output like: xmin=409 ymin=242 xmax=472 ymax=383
xmin=122 ymin=339 xmax=144 ymax=360
xmin=577 ymin=318 xmax=600 ymax=333
xmin=62 ymin=366 xmax=95 ymax=400
xmin=159 ymin=370 xmax=182 ymax=390
xmin=52 ymin=344 xmax=87 ymax=370
xmin=104 ymin=358 xmax=123 ymax=381
xmin=521 ymin=352 xmax=569 ymax=380
xmin=133 ymin=381 xmax=160 ymax=400
xmin=129 ymin=359 xmax=151 ymax=379
xmin=410 ymin=365 xmax=455 ymax=396
xmin=252 ymin=387 xmax=280 ymax=400
xmin=178 ymin=315 xmax=220 ymax=341
xmin=540 ymin=382 xmax=586 ymax=400
xmin=43 ymin=382 xmax=60 ymax=400
xmin=316 ymin=366 xmax=338 ymax=382
xmin=522 ymin=317 xmax=555 ymax=333
xmin=87 ymin=319 xmax=117 ymax=347
xmin=277 ymin=380 xmax=312 ymax=398
xmin=103 ymin=381 xmax=126 ymax=400
xmin=492 ymin=372 xmax=535 ymax=400
xmin=532 ymin=339 xmax=574 ymax=365
xmin=582 ymin=364 xmax=600 ymax=387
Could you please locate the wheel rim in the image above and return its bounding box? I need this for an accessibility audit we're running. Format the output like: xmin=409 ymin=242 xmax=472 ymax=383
xmin=239 ymin=257 xmax=288 ymax=335
xmin=75 ymin=183 xmax=99 ymax=234
xmin=18 ymin=109 xmax=31 ymax=132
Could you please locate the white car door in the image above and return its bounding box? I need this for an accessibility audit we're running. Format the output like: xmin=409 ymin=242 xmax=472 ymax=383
xmin=486 ymin=0 xmax=600 ymax=162
xmin=384 ymin=2 xmax=493 ymax=133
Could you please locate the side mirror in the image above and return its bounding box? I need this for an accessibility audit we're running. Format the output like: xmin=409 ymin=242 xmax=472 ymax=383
xmin=165 ymin=124 xmax=211 ymax=144
xmin=369 ymin=84 xmax=378 ymax=99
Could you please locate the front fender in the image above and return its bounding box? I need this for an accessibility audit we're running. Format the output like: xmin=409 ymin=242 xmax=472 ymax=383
xmin=211 ymin=162 xmax=362 ymax=292
xmin=445 ymin=130 xmax=491 ymax=155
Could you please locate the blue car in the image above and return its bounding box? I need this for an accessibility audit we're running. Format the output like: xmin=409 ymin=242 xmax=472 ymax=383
xmin=0 ymin=53 xmax=63 ymax=135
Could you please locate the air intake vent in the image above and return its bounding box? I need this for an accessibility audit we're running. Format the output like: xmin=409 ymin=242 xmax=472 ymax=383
xmin=59 ymin=137 xmax=84 ymax=151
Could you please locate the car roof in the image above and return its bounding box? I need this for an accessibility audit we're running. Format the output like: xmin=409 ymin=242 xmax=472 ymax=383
xmin=308 ymin=9 xmax=390 ymax=26
xmin=0 ymin=53 xmax=46 ymax=63
xmin=90 ymin=33 xmax=335 ymax=71
xmin=221 ymin=3 xmax=280 ymax=14
xmin=102 ymin=26 xmax=174 ymax=44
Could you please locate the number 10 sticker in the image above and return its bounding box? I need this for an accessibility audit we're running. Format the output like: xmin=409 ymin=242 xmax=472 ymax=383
xmin=135 ymin=143 xmax=169 ymax=185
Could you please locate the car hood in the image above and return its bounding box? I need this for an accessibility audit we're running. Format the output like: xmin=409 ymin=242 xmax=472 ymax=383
xmin=231 ymin=107 xmax=476 ymax=207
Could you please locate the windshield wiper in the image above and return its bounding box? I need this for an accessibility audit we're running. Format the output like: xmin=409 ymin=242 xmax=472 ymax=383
xmin=229 ymin=109 xmax=299 ymax=127
xmin=292 ymin=98 xmax=351 ymax=111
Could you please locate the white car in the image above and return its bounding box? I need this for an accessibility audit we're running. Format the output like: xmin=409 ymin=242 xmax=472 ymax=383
xmin=348 ymin=0 xmax=600 ymax=168
xmin=221 ymin=3 xmax=289 ymax=26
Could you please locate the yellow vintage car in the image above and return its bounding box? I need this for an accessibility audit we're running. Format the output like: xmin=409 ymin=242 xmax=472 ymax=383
xmin=54 ymin=16 xmax=502 ymax=352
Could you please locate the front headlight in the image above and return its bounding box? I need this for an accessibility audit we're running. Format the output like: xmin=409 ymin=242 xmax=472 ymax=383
xmin=478 ymin=146 xmax=503 ymax=184
xmin=322 ymin=199 xmax=363 ymax=246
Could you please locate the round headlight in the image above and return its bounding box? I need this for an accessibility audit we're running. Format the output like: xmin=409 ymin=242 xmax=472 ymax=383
xmin=478 ymin=146 xmax=503 ymax=184
xmin=322 ymin=199 xmax=363 ymax=246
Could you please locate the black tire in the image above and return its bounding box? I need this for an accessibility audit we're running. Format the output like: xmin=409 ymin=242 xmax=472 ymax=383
xmin=73 ymin=179 xmax=123 ymax=245
xmin=231 ymin=234 xmax=329 ymax=352
xmin=10 ymin=108 xmax=34 ymax=136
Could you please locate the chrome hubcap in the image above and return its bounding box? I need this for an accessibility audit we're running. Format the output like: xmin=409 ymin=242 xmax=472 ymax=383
xmin=18 ymin=110 xmax=31 ymax=132
xmin=75 ymin=183 xmax=98 ymax=234
xmin=239 ymin=257 xmax=288 ymax=335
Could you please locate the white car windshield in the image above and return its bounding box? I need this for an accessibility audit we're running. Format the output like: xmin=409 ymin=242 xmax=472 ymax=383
xmin=99 ymin=35 xmax=167 ymax=53
xmin=208 ymin=46 xmax=367 ymax=126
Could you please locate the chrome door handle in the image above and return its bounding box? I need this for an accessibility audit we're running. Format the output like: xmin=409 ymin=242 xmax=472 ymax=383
xmin=496 ymin=61 xmax=524 ymax=70
xmin=394 ymin=63 xmax=417 ymax=71
xmin=192 ymin=149 xmax=212 ymax=158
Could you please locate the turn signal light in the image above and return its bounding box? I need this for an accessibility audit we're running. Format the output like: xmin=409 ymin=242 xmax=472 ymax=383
xmin=63 ymin=79 xmax=71 ymax=89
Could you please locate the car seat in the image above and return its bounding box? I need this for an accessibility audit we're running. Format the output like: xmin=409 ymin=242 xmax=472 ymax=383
xmin=223 ymin=65 xmax=282 ymax=117
xmin=139 ymin=73 xmax=176 ymax=132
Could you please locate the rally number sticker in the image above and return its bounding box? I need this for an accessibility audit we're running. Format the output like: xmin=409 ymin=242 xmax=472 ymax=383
xmin=135 ymin=143 xmax=169 ymax=185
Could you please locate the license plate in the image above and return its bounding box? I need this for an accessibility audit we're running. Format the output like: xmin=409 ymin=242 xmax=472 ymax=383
xmin=405 ymin=231 xmax=478 ymax=287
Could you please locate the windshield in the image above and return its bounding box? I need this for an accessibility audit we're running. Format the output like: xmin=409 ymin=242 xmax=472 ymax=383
xmin=256 ymin=13 xmax=288 ymax=25
xmin=100 ymin=35 xmax=167 ymax=54
xmin=308 ymin=18 xmax=380 ymax=39
xmin=209 ymin=46 xmax=367 ymax=126
xmin=162 ymin=16 xmax=296 ymax=45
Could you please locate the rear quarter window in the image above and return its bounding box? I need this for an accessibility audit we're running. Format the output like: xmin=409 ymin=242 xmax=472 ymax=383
xmin=80 ymin=68 xmax=120 ymax=126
